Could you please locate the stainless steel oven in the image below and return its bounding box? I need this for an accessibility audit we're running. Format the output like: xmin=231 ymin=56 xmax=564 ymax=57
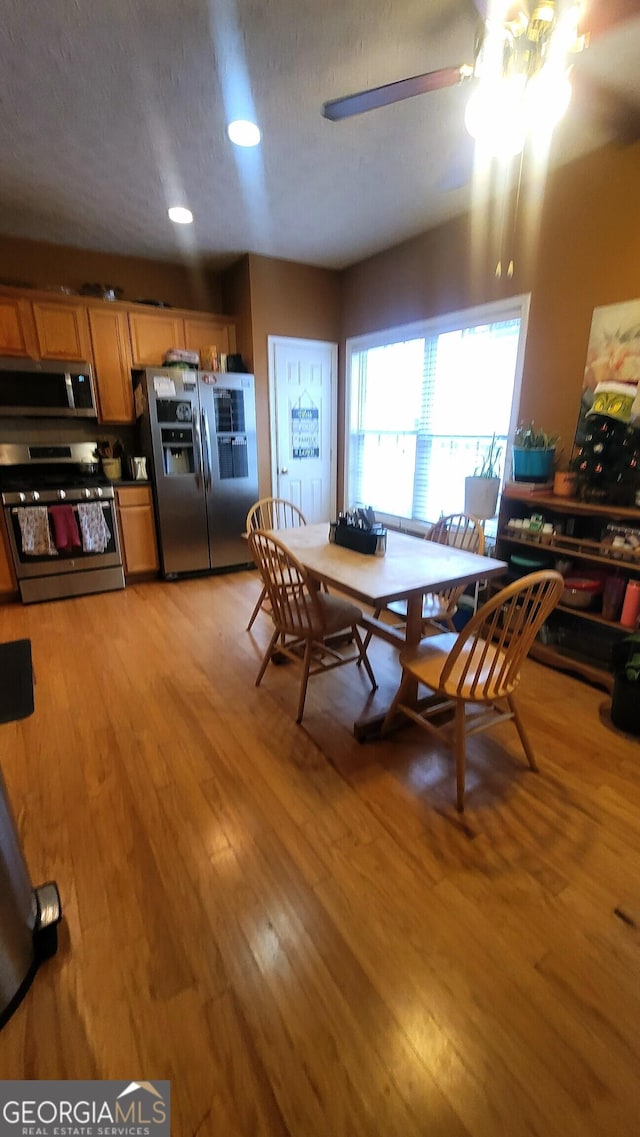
xmin=0 ymin=442 xmax=125 ymax=603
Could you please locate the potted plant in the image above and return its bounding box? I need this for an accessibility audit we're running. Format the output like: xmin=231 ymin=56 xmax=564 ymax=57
xmin=512 ymin=422 xmax=560 ymax=483
xmin=464 ymin=434 xmax=503 ymax=519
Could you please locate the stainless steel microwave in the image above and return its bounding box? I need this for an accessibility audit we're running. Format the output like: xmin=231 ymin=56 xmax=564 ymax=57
xmin=0 ymin=358 xmax=97 ymax=418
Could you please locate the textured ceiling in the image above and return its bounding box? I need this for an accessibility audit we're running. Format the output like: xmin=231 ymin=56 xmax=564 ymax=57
xmin=0 ymin=0 xmax=639 ymax=271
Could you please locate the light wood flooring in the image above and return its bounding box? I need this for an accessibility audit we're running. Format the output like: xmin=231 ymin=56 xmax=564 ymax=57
xmin=0 ymin=571 xmax=639 ymax=1136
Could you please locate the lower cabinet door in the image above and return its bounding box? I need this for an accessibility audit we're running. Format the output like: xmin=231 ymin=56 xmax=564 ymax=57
xmin=116 ymin=488 xmax=159 ymax=576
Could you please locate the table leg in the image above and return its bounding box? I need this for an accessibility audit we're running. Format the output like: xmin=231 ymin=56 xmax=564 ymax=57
xmin=353 ymin=593 xmax=424 ymax=741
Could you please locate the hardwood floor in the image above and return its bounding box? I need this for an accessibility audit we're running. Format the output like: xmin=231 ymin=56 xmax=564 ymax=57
xmin=0 ymin=571 xmax=639 ymax=1136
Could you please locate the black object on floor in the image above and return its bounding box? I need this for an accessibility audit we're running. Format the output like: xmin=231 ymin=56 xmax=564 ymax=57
xmin=0 ymin=639 xmax=34 ymax=724
xmin=0 ymin=638 xmax=62 ymax=1031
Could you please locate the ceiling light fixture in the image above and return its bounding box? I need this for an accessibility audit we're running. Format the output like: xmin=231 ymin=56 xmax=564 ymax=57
xmin=168 ymin=206 xmax=193 ymax=224
xmin=464 ymin=0 xmax=582 ymax=157
xmin=227 ymin=119 xmax=261 ymax=147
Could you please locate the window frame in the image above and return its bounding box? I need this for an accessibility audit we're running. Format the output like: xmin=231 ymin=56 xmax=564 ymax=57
xmin=343 ymin=293 xmax=531 ymax=528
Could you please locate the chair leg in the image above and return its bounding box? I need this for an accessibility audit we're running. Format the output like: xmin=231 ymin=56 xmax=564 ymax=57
xmin=353 ymin=626 xmax=377 ymax=691
xmin=454 ymin=699 xmax=467 ymax=812
xmin=296 ymin=639 xmax=314 ymax=723
xmin=507 ymin=693 xmax=538 ymax=772
xmin=247 ymin=585 xmax=267 ymax=631
xmin=255 ymin=628 xmax=280 ymax=687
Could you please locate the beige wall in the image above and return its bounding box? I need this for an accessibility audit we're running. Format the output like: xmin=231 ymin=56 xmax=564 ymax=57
xmin=341 ymin=141 xmax=640 ymax=464
xmin=0 ymin=233 xmax=222 ymax=312
xmin=229 ymin=254 xmax=342 ymax=495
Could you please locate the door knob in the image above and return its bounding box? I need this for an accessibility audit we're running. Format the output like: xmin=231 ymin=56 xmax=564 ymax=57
xmin=280 ymin=467 xmax=288 ymax=474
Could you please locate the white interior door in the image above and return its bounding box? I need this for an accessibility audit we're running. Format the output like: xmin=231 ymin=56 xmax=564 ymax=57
xmin=268 ymin=336 xmax=337 ymax=523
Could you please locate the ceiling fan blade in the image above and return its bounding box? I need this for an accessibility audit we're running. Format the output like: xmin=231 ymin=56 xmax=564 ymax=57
xmin=322 ymin=66 xmax=471 ymax=122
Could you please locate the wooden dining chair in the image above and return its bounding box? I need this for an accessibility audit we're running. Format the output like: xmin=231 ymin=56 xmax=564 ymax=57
xmin=248 ymin=529 xmax=377 ymax=723
xmin=245 ymin=497 xmax=307 ymax=630
xmin=382 ymin=570 xmax=564 ymax=811
xmin=365 ymin=514 xmax=486 ymax=650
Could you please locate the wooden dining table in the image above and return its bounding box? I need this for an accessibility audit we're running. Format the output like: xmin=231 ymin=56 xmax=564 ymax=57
xmin=271 ymin=522 xmax=508 ymax=737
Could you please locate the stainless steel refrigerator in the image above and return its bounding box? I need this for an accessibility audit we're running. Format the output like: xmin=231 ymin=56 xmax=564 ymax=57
xmin=134 ymin=368 xmax=258 ymax=576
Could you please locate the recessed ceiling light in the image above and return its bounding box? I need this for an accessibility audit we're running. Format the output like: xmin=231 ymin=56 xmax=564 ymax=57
xmin=227 ymin=120 xmax=261 ymax=147
xmin=168 ymin=206 xmax=193 ymax=224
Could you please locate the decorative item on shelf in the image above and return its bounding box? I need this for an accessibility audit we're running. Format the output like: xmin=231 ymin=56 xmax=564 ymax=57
xmin=79 ymin=283 xmax=123 ymax=301
xmin=601 ymin=573 xmax=627 ymax=622
xmin=571 ymin=412 xmax=640 ymax=507
xmin=129 ymin=456 xmax=148 ymax=481
xmin=226 ymin=353 xmax=248 ymax=373
xmin=554 ymin=557 xmax=573 ymax=576
xmin=512 ymin=422 xmax=560 ymax=484
xmin=553 ymin=469 xmax=577 ymax=498
xmin=509 ymin=551 xmax=552 ymax=577
xmin=601 ymin=522 xmax=640 ymax=560
xmin=572 ymin=307 xmax=640 ymax=506
xmin=199 ymin=345 xmax=219 ymax=371
xmin=502 ymin=478 xmax=553 ymax=496
xmin=163 ymin=348 xmax=199 ymax=369
xmin=620 ymin=578 xmax=640 ymax=629
xmin=464 ymin=433 xmax=502 ymax=520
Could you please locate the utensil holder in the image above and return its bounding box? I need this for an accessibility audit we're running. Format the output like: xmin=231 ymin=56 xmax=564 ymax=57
xmin=101 ymin=458 xmax=122 ymax=481
xmin=333 ymin=523 xmax=387 ymax=556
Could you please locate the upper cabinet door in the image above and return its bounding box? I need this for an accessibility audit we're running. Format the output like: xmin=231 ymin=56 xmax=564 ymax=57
xmin=0 ymin=297 xmax=38 ymax=357
xmin=32 ymin=301 xmax=92 ymax=361
xmin=128 ymin=312 xmax=185 ymax=366
xmin=182 ymin=316 xmax=235 ymax=358
xmin=88 ymin=307 xmax=135 ymax=423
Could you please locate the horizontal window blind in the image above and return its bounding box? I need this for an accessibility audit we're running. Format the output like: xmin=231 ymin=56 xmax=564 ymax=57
xmin=347 ymin=301 xmax=527 ymax=527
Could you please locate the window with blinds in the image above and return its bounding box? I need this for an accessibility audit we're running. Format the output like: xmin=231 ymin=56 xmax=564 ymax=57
xmin=346 ymin=296 xmax=529 ymax=527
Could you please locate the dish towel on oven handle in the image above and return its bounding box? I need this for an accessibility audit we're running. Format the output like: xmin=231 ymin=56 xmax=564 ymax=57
xmin=48 ymin=504 xmax=82 ymax=552
xmin=77 ymin=502 xmax=112 ymax=554
xmin=15 ymin=506 xmax=58 ymax=556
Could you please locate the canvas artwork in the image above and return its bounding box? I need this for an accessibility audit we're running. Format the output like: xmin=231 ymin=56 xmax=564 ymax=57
xmin=572 ymin=298 xmax=640 ymax=506
xmin=576 ymin=298 xmax=640 ymax=444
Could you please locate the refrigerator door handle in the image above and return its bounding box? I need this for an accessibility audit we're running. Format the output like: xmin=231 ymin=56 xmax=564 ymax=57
xmin=202 ymin=409 xmax=213 ymax=492
xmin=192 ymin=406 xmax=204 ymax=490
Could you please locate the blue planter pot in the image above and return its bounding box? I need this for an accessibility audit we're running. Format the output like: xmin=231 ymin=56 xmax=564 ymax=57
xmin=512 ymin=447 xmax=555 ymax=483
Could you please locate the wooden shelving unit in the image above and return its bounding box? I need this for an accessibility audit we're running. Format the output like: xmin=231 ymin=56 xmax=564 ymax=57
xmin=496 ymin=488 xmax=640 ymax=691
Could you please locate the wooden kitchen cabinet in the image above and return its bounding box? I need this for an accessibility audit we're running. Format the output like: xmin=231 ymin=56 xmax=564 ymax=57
xmin=182 ymin=315 xmax=235 ymax=357
xmin=31 ymin=300 xmax=92 ymax=361
xmin=129 ymin=310 xmax=237 ymax=367
xmin=0 ymin=284 xmax=237 ymax=388
xmin=128 ymin=311 xmax=185 ymax=367
xmin=0 ymin=513 xmax=17 ymax=596
xmin=0 ymin=297 xmax=38 ymax=357
xmin=88 ymin=307 xmax=135 ymax=423
xmin=116 ymin=485 xmax=159 ymax=577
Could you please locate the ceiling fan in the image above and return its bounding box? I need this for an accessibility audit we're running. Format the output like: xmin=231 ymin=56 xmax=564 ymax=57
xmin=322 ymin=1 xmax=640 ymax=150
